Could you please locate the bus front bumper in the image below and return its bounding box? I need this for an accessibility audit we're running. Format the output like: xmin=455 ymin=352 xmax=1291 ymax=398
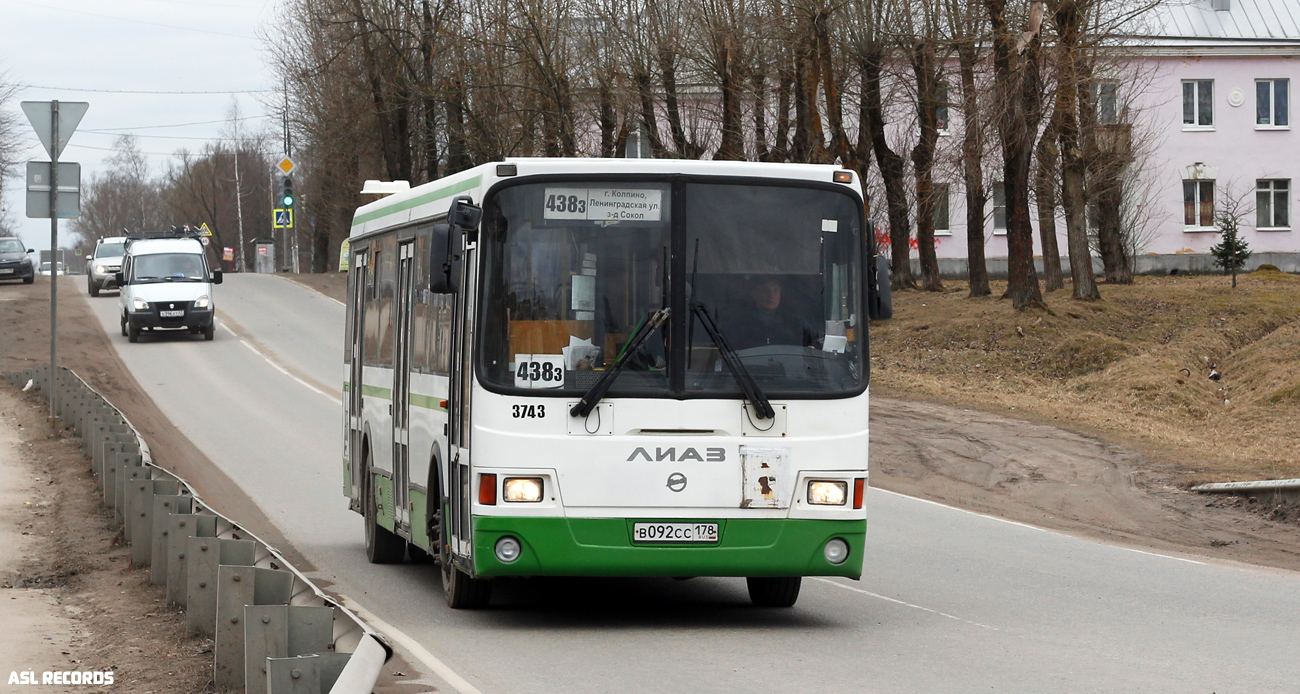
xmin=472 ymin=517 xmax=865 ymax=579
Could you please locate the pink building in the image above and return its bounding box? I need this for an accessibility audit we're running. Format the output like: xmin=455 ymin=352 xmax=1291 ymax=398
xmin=927 ymin=0 xmax=1300 ymax=272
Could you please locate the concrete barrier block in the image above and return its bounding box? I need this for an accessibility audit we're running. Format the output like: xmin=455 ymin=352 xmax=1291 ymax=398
xmin=117 ymin=457 xmax=146 ymax=528
xmin=150 ymin=495 xmax=193 ymax=586
xmin=216 ymin=565 xmax=258 ymax=691
xmin=188 ymin=538 xmax=257 ymax=637
xmin=244 ymin=605 xmax=290 ymax=694
xmin=266 ymin=655 xmax=320 ymax=694
xmin=166 ymin=514 xmax=216 ymax=608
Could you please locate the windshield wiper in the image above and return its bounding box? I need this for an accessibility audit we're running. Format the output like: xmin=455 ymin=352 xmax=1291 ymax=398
xmin=690 ymin=300 xmax=775 ymax=420
xmin=569 ymin=307 xmax=670 ymax=418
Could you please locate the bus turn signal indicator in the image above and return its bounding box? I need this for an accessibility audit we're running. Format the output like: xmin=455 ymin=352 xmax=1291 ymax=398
xmin=479 ymin=474 xmax=497 ymax=505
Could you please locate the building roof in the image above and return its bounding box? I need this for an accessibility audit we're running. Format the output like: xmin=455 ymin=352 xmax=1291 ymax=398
xmin=1127 ymin=0 xmax=1300 ymax=46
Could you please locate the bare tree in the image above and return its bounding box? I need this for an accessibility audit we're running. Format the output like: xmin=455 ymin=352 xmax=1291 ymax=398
xmin=946 ymin=0 xmax=992 ymax=296
xmin=71 ymin=136 xmax=167 ymax=243
xmin=984 ymin=0 xmax=1046 ymax=309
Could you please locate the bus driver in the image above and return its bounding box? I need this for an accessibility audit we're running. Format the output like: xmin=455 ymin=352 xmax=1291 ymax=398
xmin=725 ymin=276 xmax=816 ymax=351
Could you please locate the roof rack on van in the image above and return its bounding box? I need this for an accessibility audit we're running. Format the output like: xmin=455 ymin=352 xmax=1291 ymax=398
xmin=124 ymin=226 xmax=204 ymax=247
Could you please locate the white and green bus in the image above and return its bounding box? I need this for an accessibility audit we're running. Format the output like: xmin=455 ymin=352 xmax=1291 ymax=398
xmin=343 ymin=158 xmax=891 ymax=608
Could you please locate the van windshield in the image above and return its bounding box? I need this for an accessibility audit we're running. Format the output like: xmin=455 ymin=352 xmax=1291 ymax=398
xmin=132 ymin=253 xmax=208 ymax=283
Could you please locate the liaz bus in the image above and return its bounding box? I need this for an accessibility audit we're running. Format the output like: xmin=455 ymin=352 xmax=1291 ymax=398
xmin=343 ymin=158 xmax=892 ymax=609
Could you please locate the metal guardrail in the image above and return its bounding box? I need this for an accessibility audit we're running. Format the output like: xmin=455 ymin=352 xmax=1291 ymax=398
xmin=6 ymin=366 xmax=391 ymax=694
xmin=1192 ymin=478 xmax=1300 ymax=505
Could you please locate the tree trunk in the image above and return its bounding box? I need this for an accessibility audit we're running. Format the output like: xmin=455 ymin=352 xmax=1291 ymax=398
xmin=910 ymin=41 xmax=943 ymax=292
xmin=1053 ymin=0 xmax=1100 ymax=300
xmin=1096 ymin=178 xmax=1132 ymax=282
xmin=984 ymin=0 xmax=1045 ymax=310
xmin=1034 ymin=117 xmax=1064 ymax=291
xmin=862 ymin=55 xmax=917 ymax=290
xmin=715 ymin=34 xmax=745 ymax=161
xmin=957 ymin=44 xmax=991 ymax=297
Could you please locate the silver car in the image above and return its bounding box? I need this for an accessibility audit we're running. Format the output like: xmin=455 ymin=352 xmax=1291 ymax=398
xmin=87 ymin=236 xmax=127 ymax=296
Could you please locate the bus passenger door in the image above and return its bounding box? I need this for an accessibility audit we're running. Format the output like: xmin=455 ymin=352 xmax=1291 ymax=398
xmin=347 ymin=249 xmax=369 ymax=508
xmin=445 ymin=226 xmax=474 ymax=562
xmin=392 ymin=240 xmax=415 ymax=534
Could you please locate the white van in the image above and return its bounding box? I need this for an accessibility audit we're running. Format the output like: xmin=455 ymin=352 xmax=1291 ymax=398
xmin=116 ymin=235 xmax=222 ymax=342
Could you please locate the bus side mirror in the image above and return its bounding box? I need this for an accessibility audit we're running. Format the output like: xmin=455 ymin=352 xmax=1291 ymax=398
xmin=449 ymin=196 xmax=482 ymax=236
xmin=429 ymin=223 xmax=456 ymax=294
xmin=212 ymin=269 xmax=223 ymax=285
xmin=867 ymin=255 xmax=893 ymax=321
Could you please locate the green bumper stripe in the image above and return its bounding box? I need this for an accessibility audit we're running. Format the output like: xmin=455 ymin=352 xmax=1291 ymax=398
xmin=351 ymin=175 xmax=482 ymax=227
xmin=361 ymin=385 xmax=391 ymax=400
xmin=472 ymin=517 xmax=865 ymax=579
xmin=409 ymin=393 xmax=447 ymax=411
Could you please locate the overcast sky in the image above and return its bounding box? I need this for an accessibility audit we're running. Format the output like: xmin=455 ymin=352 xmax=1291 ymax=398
xmin=2 ymin=0 xmax=280 ymax=251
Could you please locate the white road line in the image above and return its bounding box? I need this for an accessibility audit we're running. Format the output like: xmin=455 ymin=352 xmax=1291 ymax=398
xmin=238 ymin=339 xmax=342 ymax=404
xmin=871 ymin=487 xmax=1206 ymax=566
xmin=340 ymin=596 xmax=486 ymax=694
xmin=811 ymin=577 xmax=999 ymax=631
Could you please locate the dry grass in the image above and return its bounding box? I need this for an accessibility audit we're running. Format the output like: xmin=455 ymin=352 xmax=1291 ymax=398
xmin=869 ymin=268 xmax=1300 ymax=484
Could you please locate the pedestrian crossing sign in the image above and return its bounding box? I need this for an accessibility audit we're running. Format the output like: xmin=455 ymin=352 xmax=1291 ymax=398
xmin=273 ymin=208 xmax=293 ymax=229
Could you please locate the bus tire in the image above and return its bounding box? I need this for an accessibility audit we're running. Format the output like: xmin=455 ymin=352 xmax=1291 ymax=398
xmin=442 ymin=560 xmax=492 ymax=609
xmin=746 ymin=577 xmax=801 ymax=608
xmin=363 ymin=450 xmax=406 ymax=564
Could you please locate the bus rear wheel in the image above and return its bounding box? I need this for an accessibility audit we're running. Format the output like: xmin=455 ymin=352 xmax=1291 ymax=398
xmin=363 ymin=451 xmax=406 ymax=564
xmin=746 ymin=577 xmax=802 ymax=608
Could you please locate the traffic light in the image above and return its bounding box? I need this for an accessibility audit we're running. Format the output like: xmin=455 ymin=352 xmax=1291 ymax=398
xmin=280 ymin=177 xmax=295 ymax=207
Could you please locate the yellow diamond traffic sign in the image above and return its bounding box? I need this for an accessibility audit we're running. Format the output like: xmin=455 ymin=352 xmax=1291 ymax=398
xmin=277 ymin=157 xmax=295 ymax=175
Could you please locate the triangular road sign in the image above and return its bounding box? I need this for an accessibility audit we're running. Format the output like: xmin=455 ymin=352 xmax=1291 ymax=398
xmin=199 ymin=222 xmax=213 ymax=237
xmin=21 ymin=101 xmax=89 ymax=159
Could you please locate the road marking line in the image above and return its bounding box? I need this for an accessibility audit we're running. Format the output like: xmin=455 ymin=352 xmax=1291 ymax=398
xmin=812 ymin=577 xmax=999 ymax=630
xmin=219 ymin=322 xmax=239 ymax=337
xmin=871 ymin=487 xmax=1206 ymax=565
xmin=238 ymin=339 xmax=342 ymax=404
xmin=340 ymin=596 xmax=485 ymax=694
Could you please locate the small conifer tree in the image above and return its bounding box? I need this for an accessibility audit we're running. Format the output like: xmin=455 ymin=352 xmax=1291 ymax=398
xmin=1210 ymin=196 xmax=1251 ymax=287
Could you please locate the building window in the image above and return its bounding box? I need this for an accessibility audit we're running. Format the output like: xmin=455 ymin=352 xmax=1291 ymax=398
xmin=936 ymin=82 xmax=950 ymax=134
xmin=1182 ymin=80 xmax=1214 ymax=128
xmin=1096 ymin=80 xmax=1119 ymax=125
xmin=1183 ymin=179 xmax=1215 ymax=228
xmin=1256 ymin=79 xmax=1289 ymax=128
xmin=992 ymin=183 xmax=1006 ymax=234
xmin=1256 ymin=179 xmax=1290 ymax=229
xmin=934 ymin=184 xmax=950 ymax=234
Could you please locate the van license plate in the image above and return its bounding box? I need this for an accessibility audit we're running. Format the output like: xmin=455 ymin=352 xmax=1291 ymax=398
xmin=160 ymin=310 xmax=184 ymax=317
xmin=632 ymin=522 xmax=719 ymax=543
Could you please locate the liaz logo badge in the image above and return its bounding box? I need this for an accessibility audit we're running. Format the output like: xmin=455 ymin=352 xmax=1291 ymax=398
xmin=627 ymin=447 xmax=725 ymax=462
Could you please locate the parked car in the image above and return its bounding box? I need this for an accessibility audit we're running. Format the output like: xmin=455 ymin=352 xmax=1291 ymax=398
xmin=117 ymin=234 xmax=222 ymax=342
xmin=86 ymin=236 xmax=127 ymax=296
xmin=0 ymin=238 xmax=36 ymax=284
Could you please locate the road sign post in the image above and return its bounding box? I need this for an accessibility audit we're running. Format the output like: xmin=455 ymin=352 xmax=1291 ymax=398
xmin=22 ymin=100 xmax=88 ymax=428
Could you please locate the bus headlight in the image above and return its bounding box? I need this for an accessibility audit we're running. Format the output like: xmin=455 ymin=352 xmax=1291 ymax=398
xmin=824 ymin=538 xmax=849 ymax=564
xmin=808 ymin=480 xmax=847 ymax=506
xmin=495 ymin=536 xmax=522 ymax=563
xmin=503 ymin=477 xmax=543 ymax=503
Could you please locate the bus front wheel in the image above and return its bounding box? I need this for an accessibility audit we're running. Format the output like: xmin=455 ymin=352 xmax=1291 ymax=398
xmin=363 ymin=451 xmax=406 ymax=564
xmin=442 ymin=559 xmax=492 ymax=609
xmin=746 ymin=577 xmax=802 ymax=608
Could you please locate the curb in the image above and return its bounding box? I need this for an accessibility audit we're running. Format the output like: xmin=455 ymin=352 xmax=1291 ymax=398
xmin=6 ymin=366 xmax=390 ymax=694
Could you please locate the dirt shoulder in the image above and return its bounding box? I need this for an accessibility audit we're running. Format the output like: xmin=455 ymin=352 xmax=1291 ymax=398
xmin=0 ymin=385 xmax=214 ymax=692
xmin=279 ymin=271 xmax=347 ymax=303
xmin=870 ymin=270 xmax=1300 ymax=484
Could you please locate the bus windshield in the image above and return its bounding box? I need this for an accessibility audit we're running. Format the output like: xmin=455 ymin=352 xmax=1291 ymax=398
xmin=477 ymin=179 xmax=865 ymax=399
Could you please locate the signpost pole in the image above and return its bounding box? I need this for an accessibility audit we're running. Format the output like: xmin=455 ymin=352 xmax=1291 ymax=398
xmin=48 ymin=100 xmax=59 ymax=427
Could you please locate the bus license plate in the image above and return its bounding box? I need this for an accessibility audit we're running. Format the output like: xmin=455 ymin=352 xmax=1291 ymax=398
xmin=160 ymin=310 xmax=184 ymax=317
xmin=632 ymin=522 xmax=719 ymax=543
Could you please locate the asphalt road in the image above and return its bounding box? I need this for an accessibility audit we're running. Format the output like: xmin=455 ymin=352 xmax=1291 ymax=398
xmin=76 ymin=275 xmax=1300 ymax=693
